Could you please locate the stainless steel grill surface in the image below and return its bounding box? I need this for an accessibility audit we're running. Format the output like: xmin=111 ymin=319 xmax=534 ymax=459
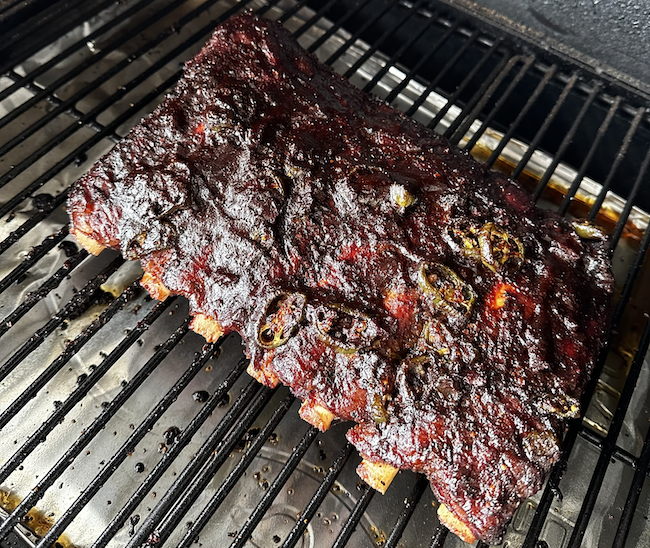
xmin=0 ymin=1 xmax=649 ymax=548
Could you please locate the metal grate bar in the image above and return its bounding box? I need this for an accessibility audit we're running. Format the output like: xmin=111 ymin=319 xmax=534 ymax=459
xmin=322 ymin=0 xmax=403 ymax=67
xmin=557 ymin=95 xmax=622 ymax=216
xmin=609 ymin=145 xmax=650 ymax=250
xmin=124 ymin=381 xmax=273 ymax=547
xmin=587 ymin=106 xmax=646 ymax=222
xmin=523 ymin=218 xmax=650 ymax=548
xmin=35 ymin=338 xmax=222 ymax=548
xmin=392 ymin=25 xmax=473 ymax=107
xmin=431 ymin=39 xmax=505 ymax=134
xmin=0 ymin=280 xmax=139 ymax=432
xmin=229 ymin=425 xmax=320 ymax=548
xmin=448 ymin=54 xmax=528 ymax=146
xmin=0 ymin=226 xmax=69 ymax=295
xmin=0 ymin=68 xmax=181 ymax=220
xmin=351 ymin=6 xmax=438 ymax=93
xmin=306 ymin=0 xmax=375 ymax=55
xmin=0 ymin=202 xmax=68 ymax=256
xmin=0 ymin=255 xmax=124 ymax=383
xmin=0 ymin=0 xmax=192 ymax=137
xmin=0 ymin=0 xmax=157 ymax=103
xmin=91 ymin=356 xmax=251 ymax=548
xmin=342 ymin=0 xmax=427 ymax=79
xmin=279 ymin=442 xmax=354 ymax=548
xmin=0 ymin=292 xmax=170 ymax=491
xmin=566 ymin=318 xmax=650 ymax=548
xmin=274 ymin=0 xmax=312 ymax=24
xmin=531 ymin=82 xmax=602 ymax=202
xmin=0 ymin=308 xmax=186 ymax=543
xmin=331 ymin=482 xmax=375 ymax=548
xmin=138 ymin=386 xmax=279 ymax=546
xmin=384 ymin=475 xmax=429 ymax=548
xmin=177 ymin=394 xmax=297 ymax=548
xmin=612 ymin=214 xmax=650 ymax=334
xmin=510 ymin=72 xmax=579 ymax=181
xmin=0 ymin=249 xmax=88 ymax=339
xmin=484 ymin=64 xmax=557 ymax=168
xmin=612 ymin=407 xmax=650 ymax=548
xmin=463 ymin=55 xmax=535 ymax=151
xmin=0 ymin=0 xmax=119 ymax=75
xmin=5 ymin=69 xmax=121 ymax=143
xmin=578 ymin=428 xmax=642 ymax=471
xmin=428 ymin=524 xmax=449 ymax=548
xmin=0 ymin=0 xmax=270 ymax=223
xmin=0 ymin=0 xmax=257 ymax=197
xmin=291 ymin=0 xmax=344 ymax=41
xmin=0 ymin=0 xmax=121 ymax=73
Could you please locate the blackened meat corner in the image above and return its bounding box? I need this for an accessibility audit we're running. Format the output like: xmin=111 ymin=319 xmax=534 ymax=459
xmin=67 ymin=13 xmax=614 ymax=544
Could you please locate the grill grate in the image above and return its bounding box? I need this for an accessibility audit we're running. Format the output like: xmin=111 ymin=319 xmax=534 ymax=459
xmin=1 ymin=1 xmax=650 ymax=547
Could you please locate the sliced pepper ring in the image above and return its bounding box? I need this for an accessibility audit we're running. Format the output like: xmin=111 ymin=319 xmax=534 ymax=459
xmin=478 ymin=222 xmax=524 ymax=272
xmin=257 ymin=292 xmax=307 ymax=349
xmin=418 ymin=262 xmax=477 ymax=317
xmin=313 ymin=303 xmax=374 ymax=354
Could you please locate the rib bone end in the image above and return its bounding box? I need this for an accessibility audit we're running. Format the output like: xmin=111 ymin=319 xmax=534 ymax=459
xmin=299 ymin=400 xmax=336 ymax=431
xmin=357 ymin=459 xmax=398 ymax=494
xmin=190 ymin=314 xmax=225 ymax=343
xmin=141 ymin=272 xmax=171 ymax=301
xmin=437 ymin=503 xmax=477 ymax=544
xmin=247 ymin=362 xmax=280 ymax=388
xmin=73 ymin=229 xmax=105 ymax=255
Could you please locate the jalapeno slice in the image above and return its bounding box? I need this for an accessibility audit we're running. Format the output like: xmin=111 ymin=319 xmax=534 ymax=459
xmin=257 ymin=292 xmax=307 ymax=349
xmin=371 ymin=393 xmax=389 ymax=423
xmin=571 ymin=220 xmax=607 ymax=240
xmin=447 ymin=221 xmax=482 ymax=261
xmin=446 ymin=221 xmax=524 ymax=272
xmin=313 ymin=304 xmax=375 ymax=354
xmin=478 ymin=222 xmax=524 ymax=272
xmin=418 ymin=263 xmax=477 ymax=317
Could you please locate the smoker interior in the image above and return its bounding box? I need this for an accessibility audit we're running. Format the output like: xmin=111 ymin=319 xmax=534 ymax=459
xmin=1 ymin=1 xmax=650 ymax=547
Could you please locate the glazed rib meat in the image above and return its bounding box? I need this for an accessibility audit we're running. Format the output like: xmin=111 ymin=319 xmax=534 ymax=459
xmin=67 ymin=13 xmax=614 ymax=544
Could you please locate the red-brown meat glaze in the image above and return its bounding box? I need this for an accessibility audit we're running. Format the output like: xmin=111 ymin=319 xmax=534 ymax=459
xmin=67 ymin=13 xmax=613 ymax=543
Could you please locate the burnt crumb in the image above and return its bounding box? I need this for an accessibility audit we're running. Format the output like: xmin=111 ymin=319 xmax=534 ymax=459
xmin=235 ymin=428 xmax=260 ymax=451
xmin=5 ymin=211 xmax=15 ymax=223
xmin=217 ymin=393 xmax=230 ymax=407
xmin=163 ymin=426 xmax=181 ymax=445
xmin=134 ymin=462 xmax=145 ymax=473
xmin=32 ymin=193 xmax=54 ymax=211
xmin=318 ymin=449 xmax=327 ymax=461
xmin=192 ymin=390 xmax=209 ymax=403
xmin=158 ymin=443 xmax=167 ymax=454
xmin=128 ymin=514 xmax=140 ymax=536
xmin=59 ymin=240 xmax=79 ymax=257
xmin=67 ymin=288 xmax=115 ymax=320
xmin=272 ymin=535 xmax=281 ymax=543
xmin=74 ymin=153 xmax=88 ymax=167
xmin=267 ymin=432 xmax=279 ymax=445
xmin=53 ymin=400 xmax=63 ymax=409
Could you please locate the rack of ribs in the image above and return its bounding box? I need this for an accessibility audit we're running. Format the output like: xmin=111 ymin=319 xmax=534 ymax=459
xmin=67 ymin=12 xmax=614 ymax=544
